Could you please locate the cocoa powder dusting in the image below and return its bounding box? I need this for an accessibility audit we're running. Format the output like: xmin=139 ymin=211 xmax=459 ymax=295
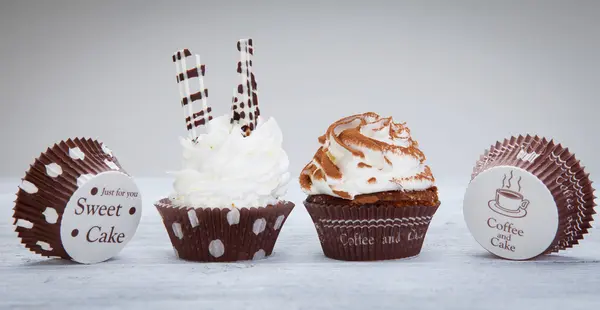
xmin=331 ymin=115 xmax=424 ymax=160
xmin=318 ymin=135 xmax=326 ymax=144
xmin=392 ymin=166 xmax=435 ymax=184
xmin=332 ymin=190 xmax=352 ymax=200
xmin=299 ymin=162 xmax=318 ymax=190
xmin=299 ymin=112 xmax=435 ymax=199
xmin=299 ymin=173 xmax=312 ymax=191
xmin=339 ymin=128 xmax=386 ymax=152
xmin=332 ymin=134 xmax=365 ymax=158
xmin=314 ymin=169 xmax=326 ymax=181
xmin=357 ymin=162 xmax=372 ymax=168
xmin=384 ymin=156 xmax=393 ymax=166
xmin=315 ymin=148 xmax=342 ymax=179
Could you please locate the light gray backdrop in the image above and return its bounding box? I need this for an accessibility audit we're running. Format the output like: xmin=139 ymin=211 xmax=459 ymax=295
xmin=1 ymin=0 xmax=599 ymax=184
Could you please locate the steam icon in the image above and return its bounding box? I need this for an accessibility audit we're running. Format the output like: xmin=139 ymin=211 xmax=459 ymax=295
xmin=488 ymin=171 xmax=529 ymax=218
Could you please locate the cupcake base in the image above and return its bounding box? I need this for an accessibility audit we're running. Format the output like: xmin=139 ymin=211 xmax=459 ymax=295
xmin=155 ymin=199 xmax=295 ymax=262
xmin=304 ymin=201 xmax=439 ymax=261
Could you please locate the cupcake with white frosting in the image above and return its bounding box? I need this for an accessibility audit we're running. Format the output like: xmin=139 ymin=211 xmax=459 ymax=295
xmin=300 ymin=112 xmax=440 ymax=261
xmin=155 ymin=39 xmax=294 ymax=262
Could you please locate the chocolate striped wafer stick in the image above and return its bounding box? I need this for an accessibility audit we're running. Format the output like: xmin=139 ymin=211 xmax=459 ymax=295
xmin=230 ymin=39 xmax=259 ymax=137
xmin=173 ymin=48 xmax=212 ymax=140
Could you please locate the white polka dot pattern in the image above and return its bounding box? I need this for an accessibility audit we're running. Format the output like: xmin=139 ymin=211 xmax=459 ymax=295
xmin=69 ymin=147 xmax=85 ymax=160
xmin=77 ymin=174 xmax=94 ymax=187
xmin=19 ymin=180 xmax=38 ymax=194
xmin=101 ymin=144 xmax=113 ymax=157
xmin=274 ymin=215 xmax=285 ymax=230
xmin=172 ymin=222 xmax=183 ymax=239
xmin=36 ymin=241 xmax=52 ymax=251
xmin=13 ymin=138 xmax=137 ymax=261
xmin=208 ymin=239 xmax=225 ymax=258
xmin=187 ymin=210 xmax=199 ymax=228
xmin=104 ymin=159 xmax=120 ymax=170
xmin=253 ymin=249 xmax=266 ymax=260
xmin=253 ymin=218 xmax=267 ymax=235
xmin=45 ymin=163 xmax=63 ymax=178
xmin=15 ymin=219 xmax=33 ymax=229
xmin=227 ymin=208 xmax=240 ymax=225
xmin=43 ymin=208 xmax=58 ymax=224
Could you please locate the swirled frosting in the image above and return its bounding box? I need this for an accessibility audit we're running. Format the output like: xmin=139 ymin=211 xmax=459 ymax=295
xmin=300 ymin=112 xmax=435 ymax=199
xmin=170 ymin=115 xmax=290 ymax=208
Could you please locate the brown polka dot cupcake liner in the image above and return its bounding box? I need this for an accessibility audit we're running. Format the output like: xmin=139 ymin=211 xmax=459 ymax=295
xmin=155 ymin=199 xmax=295 ymax=262
xmin=13 ymin=138 xmax=141 ymax=263
xmin=470 ymin=135 xmax=596 ymax=254
xmin=304 ymin=202 xmax=439 ymax=261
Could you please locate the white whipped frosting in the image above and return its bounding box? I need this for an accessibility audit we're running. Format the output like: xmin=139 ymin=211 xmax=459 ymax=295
xmin=170 ymin=115 xmax=290 ymax=208
xmin=300 ymin=113 xmax=435 ymax=199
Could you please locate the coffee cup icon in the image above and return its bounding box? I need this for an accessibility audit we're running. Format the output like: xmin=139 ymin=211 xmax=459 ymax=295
xmin=488 ymin=189 xmax=529 ymax=218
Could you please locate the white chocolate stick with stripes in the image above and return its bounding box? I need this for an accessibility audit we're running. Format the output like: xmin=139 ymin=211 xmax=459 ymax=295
xmin=247 ymin=39 xmax=260 ymax=128
xmin=230 ymin=39 xmax=259 ymax=137
xmin=172 ymin=48 xmax=212 ymax=141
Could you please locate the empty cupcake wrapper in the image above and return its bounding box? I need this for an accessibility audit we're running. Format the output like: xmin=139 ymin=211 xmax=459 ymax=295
xmin=13 ymin=138 xmax=141 ymax=264
xmin=469 ymin=135 xmax=595 ymax=257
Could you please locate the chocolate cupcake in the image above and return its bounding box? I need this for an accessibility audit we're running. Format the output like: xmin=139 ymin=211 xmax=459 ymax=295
xmin=300 ymin=113 xmax=440 ymax=261
xmin=463 ymin=135 xmax=596 ymax=260
xmin=13 ymin=138 xmax=142 ymax=264
xmin=156 ymin=39 xmax=294 ymax=262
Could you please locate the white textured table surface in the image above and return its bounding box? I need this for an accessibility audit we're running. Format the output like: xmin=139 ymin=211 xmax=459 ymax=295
xmin=1 ymin=179 xmax=599 ymax=310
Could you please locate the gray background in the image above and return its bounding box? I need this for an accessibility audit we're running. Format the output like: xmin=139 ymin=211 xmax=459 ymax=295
xmin=2 ymin=3 xmax=600 ymax=309
xmin=1 ymin=0 xmax=599 ymax=183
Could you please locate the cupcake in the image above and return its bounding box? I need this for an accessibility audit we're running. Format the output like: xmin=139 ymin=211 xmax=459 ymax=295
xmin=13 ymin=138 xmax=142 ymax=264
xmin=300 ymin=112 xmax=440 ymax=261
xmin=155 ymin=38 xmax=294 ymax=262
xmin=463 ymin=135 xmax=596 ymax=260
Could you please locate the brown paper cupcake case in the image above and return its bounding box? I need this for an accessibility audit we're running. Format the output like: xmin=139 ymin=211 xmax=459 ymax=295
xmin=155 ymin=199 xmax=295 ymax=262
xmin=472 ymin=135 xmax=596 ymax=254
xmin=304 ymin=202 xmax=439 ymax=261
xmin=13 ymin=138 xmax=126 ymax=259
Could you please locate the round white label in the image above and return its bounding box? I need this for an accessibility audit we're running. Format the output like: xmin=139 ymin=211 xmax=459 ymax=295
xmin=463 ymin=166 xmax=558 ymax=260
xmin=60 ymin=171 xmax=142 ymax=264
